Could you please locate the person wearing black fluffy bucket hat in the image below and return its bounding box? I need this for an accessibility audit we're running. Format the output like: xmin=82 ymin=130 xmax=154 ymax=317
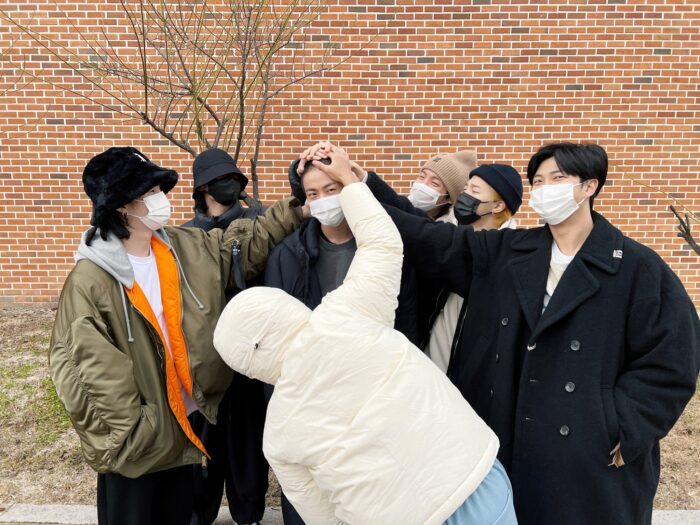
xmin=49 ymin=146 xmax=307 ymax=524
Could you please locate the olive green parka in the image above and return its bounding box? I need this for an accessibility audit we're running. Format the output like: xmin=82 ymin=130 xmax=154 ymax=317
xmin=49 ymin=197 xmax=302 ymax=478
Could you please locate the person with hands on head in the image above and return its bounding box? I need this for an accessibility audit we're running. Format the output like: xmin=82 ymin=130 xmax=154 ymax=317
xmin=49 ymin=146 xmax=307 ymax=525
xmin=214 ymin=146 xmax=518 ymax=525
xmin=362 ymin=141 xmax=699 ymax=525
xmin=295 ymin=141 xmax=475 ymax=222
xmin=265 ymin=147 xmax=421 ymax=525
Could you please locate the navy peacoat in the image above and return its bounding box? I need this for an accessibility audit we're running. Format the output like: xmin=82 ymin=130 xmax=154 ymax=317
xmin=383 ymin=204 xmax=699 ymax=525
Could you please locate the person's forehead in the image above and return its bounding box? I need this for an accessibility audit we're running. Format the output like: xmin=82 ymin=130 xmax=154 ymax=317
xmin=469 ymin=175 xmax=490 ymax=189
xmin=536 ymin=157 xmax=561 ymax=175
xmin=302 ymin=168 xmax=337 ymax=190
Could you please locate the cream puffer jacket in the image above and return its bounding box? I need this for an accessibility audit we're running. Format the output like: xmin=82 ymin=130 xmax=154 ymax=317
xmin=214 ymin=183 xmax=499 ymax=525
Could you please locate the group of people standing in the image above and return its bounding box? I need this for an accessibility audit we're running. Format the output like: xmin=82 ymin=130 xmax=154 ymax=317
xmin=49 ymin=140 xmax=699 ymax=525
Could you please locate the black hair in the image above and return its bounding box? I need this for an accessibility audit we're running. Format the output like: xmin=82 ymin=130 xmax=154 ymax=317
xmin=85 ymin=209 xmax=131 ymax=246
xmin=526 ymin=142 xmax=608 ymax=208
xmin=299 ymin=156 xmax=332 ymax=178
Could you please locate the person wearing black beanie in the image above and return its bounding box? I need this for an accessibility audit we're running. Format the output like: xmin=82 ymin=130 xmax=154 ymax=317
xmin=453 ymin=164 xmax=524 ymax=230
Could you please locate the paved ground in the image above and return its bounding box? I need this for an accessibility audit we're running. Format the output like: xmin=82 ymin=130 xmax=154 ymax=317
xmin=0 ymin=504 xmax=283 ymax=524
xmin=0 ymin=504 xmax=699 ymax=524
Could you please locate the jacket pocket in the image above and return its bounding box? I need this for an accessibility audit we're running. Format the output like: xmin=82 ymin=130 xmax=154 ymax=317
xmin=600 ymin=386 xmax=620 ymax=447
xmin=125 ymin=403 xmax=159 ymax=461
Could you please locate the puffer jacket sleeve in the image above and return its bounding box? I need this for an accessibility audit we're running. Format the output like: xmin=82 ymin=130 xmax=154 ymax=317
xmin=318 ymin=183 xmax=403 ymax=327
xmin=272 ymin=461 xmax=343 ymax=524
xmin=49 ymin=282 xmax=158 ymax=475
xmin=219 ymin=196 xmax=303 ymax=287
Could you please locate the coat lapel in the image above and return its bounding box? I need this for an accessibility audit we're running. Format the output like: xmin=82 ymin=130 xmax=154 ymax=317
xmin=531 ymin=257 xmax=599 ymax=340
xmin=507 ymin=229 xmax=552 ymax=333
xmin=530 ymin=212 xmax=624 ymax=340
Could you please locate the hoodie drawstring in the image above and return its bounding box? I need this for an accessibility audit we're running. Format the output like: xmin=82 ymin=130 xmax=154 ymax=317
xmin=119 ymin=285 xmax=135 ymax=343
xmin=161 ymin=229 xmax=205 ymax=310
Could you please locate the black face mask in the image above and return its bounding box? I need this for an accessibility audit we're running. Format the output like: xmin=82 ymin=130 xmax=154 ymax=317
xmin=206 ymin=176 xmax=242 ymax=206
xmin=454 ymin=192 xmax=492 ymax=226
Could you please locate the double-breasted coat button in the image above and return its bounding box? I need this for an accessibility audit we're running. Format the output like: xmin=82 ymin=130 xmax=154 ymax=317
xmin=570 ymin=340 xmax=581 ymax=351
xmin=501 ymin=317 xmax=509 ymax=326
xmin=560 ymin=425 xmax=570 ymax=436
xmin=496 ymin=353 xmax=500 ymax=363
xmin=565 ymin=382 xmax=576 ymax=393
xmin=490 ymin=389 xmax=494 ymax=398
xmin=527 ymin=342 xmax=537 ymax=351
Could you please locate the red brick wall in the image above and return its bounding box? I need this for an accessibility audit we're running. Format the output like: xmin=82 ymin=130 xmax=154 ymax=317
xmin=0 ymin=0 xmax=698 ymax=307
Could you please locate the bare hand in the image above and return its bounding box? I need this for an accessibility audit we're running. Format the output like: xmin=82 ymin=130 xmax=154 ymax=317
xmin=349 ymin=160 xmax=367 ymax=180
xmin=297 ymin=141 xmax=334 ymax=174
xmin=311 ymin=146 xmax=359 ymax=186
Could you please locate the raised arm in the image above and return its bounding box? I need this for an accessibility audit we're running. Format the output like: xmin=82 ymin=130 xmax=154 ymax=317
xmin=382 ymin=204 xmax=476 ymax=297
xmin=219 ymin=197 xmax=305 ymax=285
xmin=311 ymin=151 xmax=403 ymax=327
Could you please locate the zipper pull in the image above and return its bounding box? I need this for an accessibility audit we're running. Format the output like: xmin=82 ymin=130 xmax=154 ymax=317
xmin=201 ymin=455 xmax=208 ymax=479
xmin=232 ymin=239 xmax=241 ymax=256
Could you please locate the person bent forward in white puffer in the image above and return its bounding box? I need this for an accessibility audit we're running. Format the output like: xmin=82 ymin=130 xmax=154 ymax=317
xmin=213 ymin=147 xmax=517 ymax=525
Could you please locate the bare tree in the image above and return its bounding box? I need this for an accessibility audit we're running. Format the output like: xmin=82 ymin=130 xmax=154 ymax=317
xmin=1 ymin=0 xmax=364 ymax=203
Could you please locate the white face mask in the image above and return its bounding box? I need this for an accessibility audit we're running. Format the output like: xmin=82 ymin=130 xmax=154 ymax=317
xmin=408 ymin=182 xmax=447 ymax=211
xmin=530 ymin=182 xmax=587 ymax=226
xmin=309 ymin=195 xmax=345 ymax=227
xmin=130 ymin=191 xmax=172 ymax=230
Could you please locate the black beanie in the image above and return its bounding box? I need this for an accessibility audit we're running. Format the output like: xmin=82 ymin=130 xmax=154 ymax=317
xmin=82 ymin=147 xmax=178 ymax=226
xmin=469 ymin=164 xmax=524 ymax=214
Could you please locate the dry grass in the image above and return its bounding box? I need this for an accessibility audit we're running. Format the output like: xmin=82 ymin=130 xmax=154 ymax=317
xmin=0 ymin=305 xmax=696 ymax=509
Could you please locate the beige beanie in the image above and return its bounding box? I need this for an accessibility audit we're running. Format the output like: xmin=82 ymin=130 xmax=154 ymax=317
xmin=421 ymin=150 xmax=477 ymax=203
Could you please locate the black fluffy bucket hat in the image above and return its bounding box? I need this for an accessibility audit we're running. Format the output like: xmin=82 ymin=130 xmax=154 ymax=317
xmin=82 ymin=147 xmax=178 ymax=226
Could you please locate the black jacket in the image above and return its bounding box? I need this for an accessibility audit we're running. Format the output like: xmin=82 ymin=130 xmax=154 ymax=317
xmin=264 ymin=216 xmax=421 ymax=345
xmin=381 ymin=204 xmax=699 ymax=525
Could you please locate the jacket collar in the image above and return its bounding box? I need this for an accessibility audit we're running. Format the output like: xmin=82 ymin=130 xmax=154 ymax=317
xmin=289 ymin=218 xmax=322 ymax=262
xmin=190 ymin=200 xmax=246 ymax=231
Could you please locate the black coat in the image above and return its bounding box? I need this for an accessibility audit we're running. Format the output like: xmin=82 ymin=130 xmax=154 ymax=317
xmin=264 ymin=216 xmax=421 ymax=345
xmin=383 ymin=205 xmax=699 ymax=525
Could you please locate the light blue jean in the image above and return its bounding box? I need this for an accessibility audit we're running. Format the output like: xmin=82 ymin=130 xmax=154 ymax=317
xmin=444 ymin=459 xmax=518 ymax=525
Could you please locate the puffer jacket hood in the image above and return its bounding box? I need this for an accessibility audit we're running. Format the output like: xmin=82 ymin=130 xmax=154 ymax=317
xmin=214 ymin=287 xmax=310 ymax=385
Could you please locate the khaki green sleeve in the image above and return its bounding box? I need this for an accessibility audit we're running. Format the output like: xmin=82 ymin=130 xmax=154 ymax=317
xmin=49 ymin=287 xmax=158 ymax=474
xmin=221 ymin=197 xmax=303 ymax=285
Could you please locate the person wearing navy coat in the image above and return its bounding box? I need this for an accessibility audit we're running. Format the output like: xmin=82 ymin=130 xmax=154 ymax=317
xmin=364 ymin=142 xmax=699 ymax=525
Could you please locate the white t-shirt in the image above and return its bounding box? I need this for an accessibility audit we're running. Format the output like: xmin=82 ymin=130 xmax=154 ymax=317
xmin=128 ymin=251 xmax=198 ymax=415
xmin=542 ymin=241 xmax=575 ymax=313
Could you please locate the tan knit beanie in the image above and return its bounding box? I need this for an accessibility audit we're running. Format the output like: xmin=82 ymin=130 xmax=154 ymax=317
xmin=421 ymin=150 xmax=477 ymax=203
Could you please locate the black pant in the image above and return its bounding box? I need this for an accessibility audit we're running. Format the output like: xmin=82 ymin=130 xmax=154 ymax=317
xmin=189 ymin=373 xmax=269 ymax=525
xmin=281 ymin=492 xmax=307 ymax=525
xmin=97 ymin=465 xmax=193 ymax=525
